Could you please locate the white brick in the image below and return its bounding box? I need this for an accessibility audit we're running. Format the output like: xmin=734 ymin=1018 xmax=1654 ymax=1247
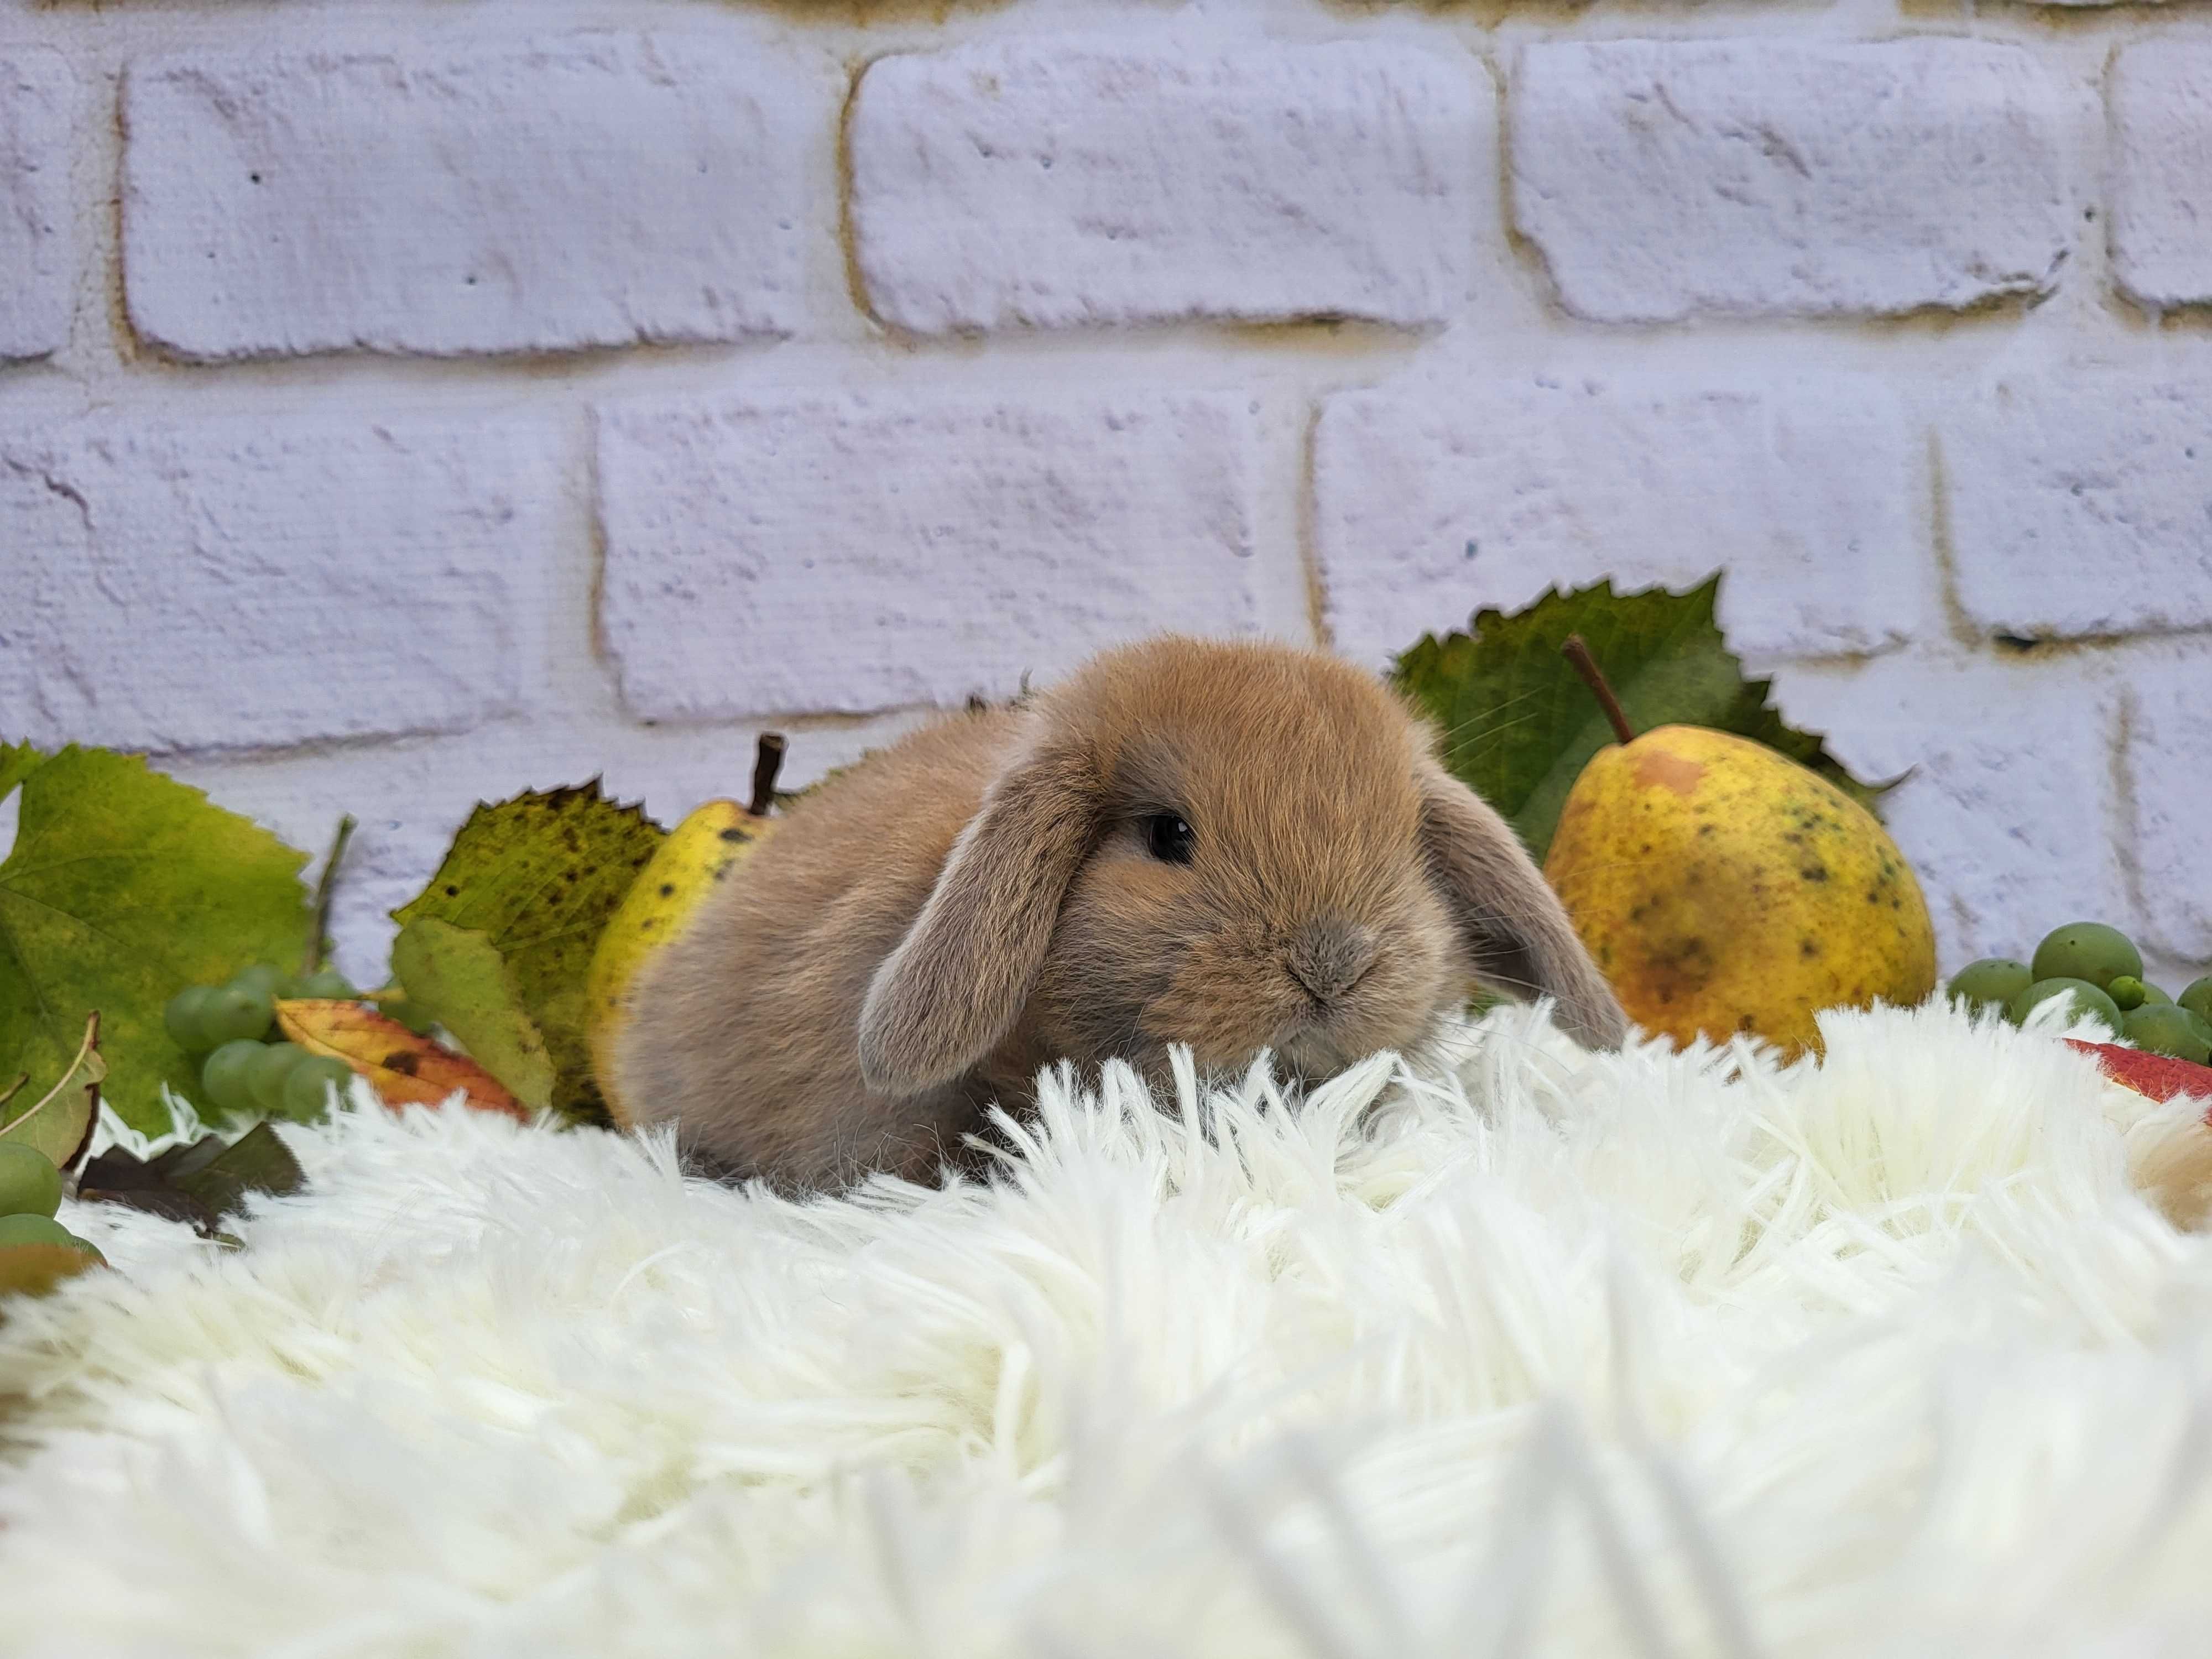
xmin=0 ymin=418 xmax=562 ymax=752
xmin=2127 ymin=659 xmax=2212 ymax=963
xmin=0 ymin=51 xmax=74 ymax=360
xmin=1768 ymin=657 xmax=2127 ymax=974
xmin=850 ymin=36 xmax=1482 ymax=332
xmin=596 ymin=392 xmax=1261 ymax=717
xmin=1944 ymin=375 xmax=2212 ymax=640
xmin=2111 ymin=46 xmax=2212 ymax=309
xmin=122 ymin=35 xmax=807 ymax=360
xmin=1315 ymin=374 xmax=1925 ymax=667
xmin=1510 ymin=41 xmax=2074 ymax=323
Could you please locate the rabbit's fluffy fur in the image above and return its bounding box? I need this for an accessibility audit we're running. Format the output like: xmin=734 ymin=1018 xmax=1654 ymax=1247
xmin=616 ymin=635 xmax=1627 ymax=1191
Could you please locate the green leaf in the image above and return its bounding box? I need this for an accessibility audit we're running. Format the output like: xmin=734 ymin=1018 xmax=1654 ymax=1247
xmin=391 ymin=784 xmax=663 ymax=1121
xmin=0 ymin=747 xmax=311 ymax=1135
xmin=1392 ymin=576 xmax=1882 ymax=866
xmin=77 ymin=1122 xmax=305 ymax=1234
xmin=165 ymin=1123 xmax=306 ymax=1220
xmin=0 ymin=740 xmax=44 ymax=807
xmin=0 ymin=1010 xmax=104 ymax=1171
xmin=388 ymin=917 xmax=557 ymax=1111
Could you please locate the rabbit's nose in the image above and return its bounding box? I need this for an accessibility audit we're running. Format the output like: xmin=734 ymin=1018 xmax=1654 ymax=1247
xmin=1286 ymin=920 xmax=1379 ymax=1006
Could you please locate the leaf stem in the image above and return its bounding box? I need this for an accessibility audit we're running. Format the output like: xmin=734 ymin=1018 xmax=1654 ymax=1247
xmin=74 ymin=1010 xmax=101 ymax=1171
xmin=1562 ymin=635 xmax=1637 ymax=747
xmin=303 ymin=815 xmax=357 ymax=976
xmin=748 ymin=734 xmax=787 ymax=819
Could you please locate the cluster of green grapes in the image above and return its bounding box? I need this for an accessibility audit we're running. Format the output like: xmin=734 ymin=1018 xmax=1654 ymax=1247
xmin=164 ymin=963 xmax=361 ymax=1123
xmin=1948 ymin=922 xmax=2212 ymax=1062
xmin=0 ymin=1143 xmax=101 ymax=1266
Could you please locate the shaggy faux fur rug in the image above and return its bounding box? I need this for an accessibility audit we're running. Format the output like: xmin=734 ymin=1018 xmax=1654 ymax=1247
xmin=4 ymin=1003 xmax=2212 ymax=1657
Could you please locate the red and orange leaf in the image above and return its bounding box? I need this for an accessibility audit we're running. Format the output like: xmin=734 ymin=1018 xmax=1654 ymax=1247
xmin=274 ymin=1000 xmax=528 ymax=1120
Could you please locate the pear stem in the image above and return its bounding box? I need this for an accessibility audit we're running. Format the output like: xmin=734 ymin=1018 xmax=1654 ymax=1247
xmin=1562 ymin=636 xmax=1637 ymax=747
xmin=748 ymin=734 xmax=787 ymax=818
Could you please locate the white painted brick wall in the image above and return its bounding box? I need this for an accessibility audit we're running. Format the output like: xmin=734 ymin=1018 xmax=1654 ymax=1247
xmin=123 ymin=35 xmax=809 ymax=360
xmin=1944 ymin=375 xmax=2212 ymax=640
xmin=1315 ymin=373 xmax=1924 ymax=667
xmin=596 ymin=391 xmax=1263 ymax=717
xmin=1510 ymin=40 xmax=2075 ymax=322
xmin=0 ymin=51 xmax=73 ymax=360
xmin=0 ymin=418 xmax=562 ymax=753
xmin=2110 ymin=46 xmax=2212 ymax=310
xmin=1768 ymin=657 xmax=2131 ymax=974
xmin=2128 ymin=656 xmax=2212 ymax=964
xmin=0 ymin=1 xmax=2203 ymax=995
xmin=850 ymin=35 xmax=1485 ymax=332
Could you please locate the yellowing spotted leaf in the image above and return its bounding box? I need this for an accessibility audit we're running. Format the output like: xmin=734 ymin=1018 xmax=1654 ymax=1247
xmin=390 ymin=784 xmax=662 ymax=1122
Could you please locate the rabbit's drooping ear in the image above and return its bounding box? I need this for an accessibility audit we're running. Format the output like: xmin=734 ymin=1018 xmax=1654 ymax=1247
xmin=858 ymin=734 xmax=1102 ymax=1095
xmin=1417 ymin=762 xmax=1629 ymax=1050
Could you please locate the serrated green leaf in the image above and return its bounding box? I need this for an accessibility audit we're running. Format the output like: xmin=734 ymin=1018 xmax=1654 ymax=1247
xmin=392 ymin=784 xmax=662 ymax=1120
xmin=0 ymin=747 xmax=311 ymax=1135
xmin=0 ymin=741 xmax=44 ymax=808
xmin=1392 ymin=576 xmax=1881 ymax=865
xmin=388 ymin=917 xmax=557 ymax=1111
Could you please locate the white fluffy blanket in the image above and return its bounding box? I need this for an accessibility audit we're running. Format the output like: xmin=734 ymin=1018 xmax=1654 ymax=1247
xmin=6 ymin=1003 xmax=2212 ymax=1658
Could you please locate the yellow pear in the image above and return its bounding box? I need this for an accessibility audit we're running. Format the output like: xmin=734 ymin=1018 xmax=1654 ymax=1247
xmin=1542 ymin=658 xmax=1934 ymax=1057
xmin=586 ymin=737 xmax=785 ymax=1127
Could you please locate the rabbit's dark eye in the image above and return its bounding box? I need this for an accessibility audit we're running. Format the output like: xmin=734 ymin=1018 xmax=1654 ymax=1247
xmin=1144 ymin=813 xmax=1196 ymax=865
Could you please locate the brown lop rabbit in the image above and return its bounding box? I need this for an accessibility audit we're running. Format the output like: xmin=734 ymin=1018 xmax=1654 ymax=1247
xmin=614 ymin=635 xmax=1627 ymax=1191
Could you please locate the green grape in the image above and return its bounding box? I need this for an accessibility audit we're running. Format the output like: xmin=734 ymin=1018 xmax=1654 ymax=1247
xmin=294 ymin=968 xmax=356 ymax=1000
xmin=2123 ymin=1004 xmax=2212 ymax=1064
xmin=1947 ymin=958 xmax=2033 ymax=1014
xmin=246 ymin=1043 xmax=310 ymax=1115
xmin=0 ymin=1213 xmax=94 ymax=1252
xmin=200 ymin=1040 xmax=267 ymax=1117
xmin=280 ymin=1055 xmax=353 ymax=1123
xmin=0 ymin=1143 xmax=62 ymax=1220
xmin=2180 ymin=978 xmax=2212 ymax=1027
xmin=163 ymin=986 xmax=221 ymax=1054
xmin=201 ymin=984 xmax=273 ymax=1046
xmin=230 ymin=963 xmax=285 ymax=1002
xmin=2007 ymin=977 xmax=2123 ymax=1035
xmin=2110 ymin=977 xmax=2172 ymax=1009
xmin=2029 ymin=923 xmax=2143 ymax=993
